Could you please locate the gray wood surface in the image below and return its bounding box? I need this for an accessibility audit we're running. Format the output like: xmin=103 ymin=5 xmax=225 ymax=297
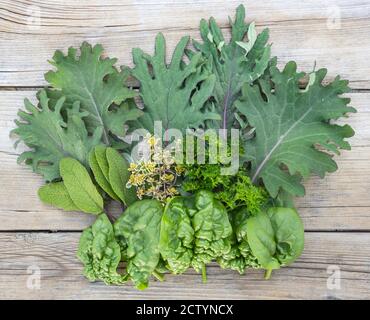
xmin=0 ymin=232 xmax=369 ymax=299
xmin=0 ymin=0 xmax=369 ymax=299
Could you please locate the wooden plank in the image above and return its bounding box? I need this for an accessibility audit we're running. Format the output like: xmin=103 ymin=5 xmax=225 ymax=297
xmin=0 ymin=1 xmax=370 ymax=88
xmin=2 ymin=206 xmax=370 ymax=232
xmin=0 ymin=232 xmax=369 ymax=299
xmin=1 ymin=91 xmax=370 ymax=230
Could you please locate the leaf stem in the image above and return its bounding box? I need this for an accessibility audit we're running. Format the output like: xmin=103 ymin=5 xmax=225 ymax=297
xmin=201 ymin=264 xmax=207 ymax=283
xmin=264 ymin=269 xmax=272 ymax=280
xmin=152 ymin=270 xmax=165 ymax=282
xmin=104 ymin=202 xmax=116 ymax=223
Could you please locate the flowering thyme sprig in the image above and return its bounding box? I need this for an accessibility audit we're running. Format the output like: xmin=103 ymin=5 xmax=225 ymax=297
xmin=127 ymin=135 xmax=185 ymax=203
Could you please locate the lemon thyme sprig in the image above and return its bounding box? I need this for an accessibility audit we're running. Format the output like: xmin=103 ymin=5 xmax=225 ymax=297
xmin=126 ymin=135 xmax=185 ymax=203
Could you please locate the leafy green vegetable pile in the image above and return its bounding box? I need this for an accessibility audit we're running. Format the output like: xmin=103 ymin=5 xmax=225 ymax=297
xmin=12 ymin=5 xmax=355 ymax=290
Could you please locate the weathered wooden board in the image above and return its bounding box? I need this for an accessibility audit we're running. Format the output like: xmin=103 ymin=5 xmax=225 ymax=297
xmin=0 ymin=0 xmax=369 ymax=87
xmin=1 ymin=0 xmax=370 ymax=300
xmin=0 ymin=232 xmax=369 ymax=300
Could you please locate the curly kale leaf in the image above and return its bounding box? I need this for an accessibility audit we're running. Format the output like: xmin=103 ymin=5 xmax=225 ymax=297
xmin=236 ymin=61 xmax=356 ymax=197
xmin=190 ymin=191 xmax=232 ymax=281
xmin=45 ymin=42 xmax=142 ymax=144
xmin=114 ymin=199 xmax=163 ymax=290
xmin=193 ymin=4 xmax=270 ymax=129
xmin=12 ymin=90 xmax=102 ymax=181
xmin=77 ymin=214 xmax=126 ymax=285
xmin=131 ymin=33 xmax=219 ymax=132
xmin=159 ymin=197 xmax=194 ymax=274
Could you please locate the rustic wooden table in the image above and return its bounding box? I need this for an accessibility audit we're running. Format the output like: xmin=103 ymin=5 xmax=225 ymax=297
xmin=0 ymin=0 xmax=369 ymax=300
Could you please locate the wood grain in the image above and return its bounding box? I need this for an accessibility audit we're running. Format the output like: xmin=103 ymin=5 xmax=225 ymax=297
xmin=0 ymin=231 xmax=369 ymax=299
xmin=0 ymin=0 xmax=369 ymax=87
xmin=1 ymin=0 xmax=370 ymax=299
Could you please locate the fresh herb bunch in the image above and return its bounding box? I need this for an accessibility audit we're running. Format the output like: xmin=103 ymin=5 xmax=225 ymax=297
xmin=183 ymin=163 xmax=268 ymax=214
xmin=12 ymin=4 xmax=355 ymax=290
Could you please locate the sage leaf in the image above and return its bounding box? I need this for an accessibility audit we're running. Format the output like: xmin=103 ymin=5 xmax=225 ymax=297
xmin=38 ymin=182 xmax=79 ymax=211
xmin=89 ymin=147 xmax=120 ymax=201
xmin=106 ymin=147 xmax=137 ymax=206
xmin=60 ymin=157 xmax=104 ymax=214
xmin=94 ymin=145 xmax=110 ymax=180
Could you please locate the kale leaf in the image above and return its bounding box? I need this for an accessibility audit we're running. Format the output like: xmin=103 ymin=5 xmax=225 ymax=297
xmin=45 ymin=42 xmax=142 ymax=144
xmin=194 ymin=4 xmax=271 ymax=129
xmin=237 ymin=61 xmax=355 ymax=197
xmin=12 ymin=90 xmax=102 ymax=181
xmin=131 ymin=33 xmax=220 ymax=133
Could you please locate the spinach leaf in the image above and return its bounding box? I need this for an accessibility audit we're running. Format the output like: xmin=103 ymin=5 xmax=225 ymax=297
xmin=245 ymin=211 xmax=280 ymax=276
xmin=217 ymin=208 xmax=260 ymax=274
xmin=267 ymin=207 xmax=304 ymax=266
xmin=191 ymin=190 xmax=233 ymax=282
xmin=77 ymin=214 xmax=126 ymax=285
xmin=114 ymin=199 xmax=163 ymax=290
xmin=159 ymin=191 xmax=234 ymax=281
xmin=246 ymin=207 xmax=304 ymax=278
xmin=159 ymin=197 xmax=194 ymax=274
